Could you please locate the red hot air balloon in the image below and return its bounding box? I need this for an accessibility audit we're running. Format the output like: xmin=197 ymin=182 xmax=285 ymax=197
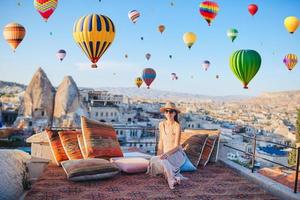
xmin=248 ymin=4 xmax=258 ymax=16
xmin=142 ymin=68 xmax=156 ymax=89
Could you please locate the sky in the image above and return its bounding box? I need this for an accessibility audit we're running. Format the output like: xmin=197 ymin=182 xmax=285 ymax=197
xmin=0 ymin=0 xmax=299 ymax=96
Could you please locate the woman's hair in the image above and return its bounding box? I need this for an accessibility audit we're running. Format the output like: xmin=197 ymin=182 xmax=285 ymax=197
xmin=174 ymin=111 xmax=179 ymax=123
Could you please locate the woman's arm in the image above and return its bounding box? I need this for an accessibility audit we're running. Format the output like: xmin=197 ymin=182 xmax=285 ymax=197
xmin=157 ymin=122 xmax=164 ymax=155
xmin=160 ymin=145 xmax=181 ymax=159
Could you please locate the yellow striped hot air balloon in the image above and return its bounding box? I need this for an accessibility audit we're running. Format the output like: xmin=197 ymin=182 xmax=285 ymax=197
xmin=3 ymin=22 xmax=26 ymax=52
xmin=283 ymin=54 xmax=298 ymax=71
xmin=73 ymin=14 xmax=116 ymax=68
xmin=135 ymin=77 xmax=143 ymax=88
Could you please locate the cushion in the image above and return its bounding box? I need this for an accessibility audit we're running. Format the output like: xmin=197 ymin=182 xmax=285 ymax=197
xmin=180 ymin=132 xmax=208 ymax=167
xmin=123 ymin=152 xmax=152 ymax=160
xmin=77 ymin=134 xmax=87 ymax=159
xmin=61 ymin=158 xmax=120 ymax=181
xmin=46 ymin=129 xmax=69 ymax=166
xmin=199 ymin=135 xmax=218 ymax=167
xmin=58 ymin=130 xmax=83 ymax=160
xmin=110 ymin=157 xmax=149 ymax=173
xmin=180 ymin=156 xmax=197 ymax=172
xmin=81 ymin=116 xmax=123 ymax=159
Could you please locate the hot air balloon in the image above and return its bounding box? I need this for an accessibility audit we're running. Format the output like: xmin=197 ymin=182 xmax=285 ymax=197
xmin=56 ymin=49 xmax=66 ymax=62
xmin=128 ymin=10 xmax=140 ymax=24
xmin=216 ymin=75 xmax=219 ymax=79
xmin=284 ymin=16 xmax=299 ymax=34
xmin=145 ymin=53 xmax=151 ymax=60
xmin=171 ymin=73 xmax=178 ymax=80
xmin=183 ymin=32 xmax=197 ymax=49
xmin=158 ymin=25 xmax=165 ymax=34
xmin=171 ymin=2 xmax=174 ymax=6
xmin=248 ymin=4 xmax=258 ymax=16
xmin=140 ymin=36 xmax=144 ymax=40
xmin=135 ymin=77 xmax=143 ymax=88
xmin=34 ymin=0 xmax=58 ymax=22
xmin=3 ymin=22 xmax=26 ymax=52
xmin=169 ymin=55 xmax=172 ymax=59
xmin=229 ymin=50 xmax=261 ymax=89
xmin=199 ymin=1 xmax=219 ymax=26
xmin=202 ymin=60 xmax=210 ymax=71
xmin=125 ymin=54 xmax=128 ymax=59
xmin=73 ymin=14 xmax=116 ymax=68
xmin=227 ymin=28 xmax=238 ymax=42
xmin=283 ymin=54 xmax=298 ymax=71
xmin=142 ymin=68 xmax=156 ymax=89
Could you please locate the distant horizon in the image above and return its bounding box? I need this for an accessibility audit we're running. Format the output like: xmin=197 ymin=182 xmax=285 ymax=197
xmin=0 ymin=1 xmax=299 ymax=96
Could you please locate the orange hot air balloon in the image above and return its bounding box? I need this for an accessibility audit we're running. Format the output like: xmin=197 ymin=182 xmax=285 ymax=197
xmin=3 ymin=22 xmax=26 ymax=52
xmin=158 ymin=25 xmax=165 ymax=34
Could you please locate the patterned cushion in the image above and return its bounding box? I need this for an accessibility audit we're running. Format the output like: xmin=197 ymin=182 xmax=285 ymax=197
xmin=199 ymin=135 xmax=218 ymax=167
xmin=180 ymin=132 xmax=208 ymax=167
xmin=58 ymin=130 xmax=83 ymax=160
xmin=77 ymin=134 xmax=87 ymax=159
xmin=46 ymin=129 xmax=69 ymax=166
xmin=61 ymin=158 xmax=120 ymax=181
xmin=81 ymin=116 xmax=123 ymax=159
xmin=110 ymin=157 xmax=149 ymax=173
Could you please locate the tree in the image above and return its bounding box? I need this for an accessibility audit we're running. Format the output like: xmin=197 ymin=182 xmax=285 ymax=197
xmin=288 ymin=109 xmax=300 ymax=167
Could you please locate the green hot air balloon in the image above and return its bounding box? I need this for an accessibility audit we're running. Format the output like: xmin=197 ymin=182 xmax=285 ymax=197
xmin=229 ymin=50 xmax=261 ymax=89
xmin=227 ymin=28 xmax=238 ymax=42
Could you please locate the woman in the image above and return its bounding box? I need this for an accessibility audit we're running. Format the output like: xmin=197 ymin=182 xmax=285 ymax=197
xmin=147 ymin=101 xmax=187 ymax=189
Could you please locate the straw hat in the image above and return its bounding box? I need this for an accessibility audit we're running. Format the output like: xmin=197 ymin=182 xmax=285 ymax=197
xmin=159 ymin=101 xmax=181 ymax=113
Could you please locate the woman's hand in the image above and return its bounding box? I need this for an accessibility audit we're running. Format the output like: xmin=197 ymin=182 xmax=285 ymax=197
xmin=160 ymin=153 xmax=169 ymax=160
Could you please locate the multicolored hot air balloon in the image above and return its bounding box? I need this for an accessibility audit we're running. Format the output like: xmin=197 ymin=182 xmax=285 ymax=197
xmin=284 ymin=16 xmax=299 ymax=34
xmin=171 ymin=73 xmax=178 ymax=80
xmin=3 ymin=22 xmax=26 ymax=52
xmin=183 ymin=32 xmax=197 ymax=49
xmin=135 ymin=77 xmax=143 ymax=88
xmin=229 ymin=50 xmax=261 ymax=89
xmin=145 ymin=53 xmax=151 ymax=60
xmin=283 ymin=54 xmax=298 ymax=71
xmin=34 ymin=0 xmax=58 ymax=22
xmin=202 ymin=60 xmax=210 ymax=71
xmin=142 ymin=68 xmax=156 ymax=89
xmin=248 ymin=4 xmax=258 ymax=16
xmin=158 ymin=25 xmax=165 ymax=34
xmin=73 ymin=14 xmax=116 ymax=68
xmin=128 ymin=10 xmax=140 ymax=24
xmin=199 ymin=1 xmax=219 ymax=26
xmin=227 ymin=28 xmax=238 ymax=42
xmin=56 ymin=49 xmax=66 ymax=62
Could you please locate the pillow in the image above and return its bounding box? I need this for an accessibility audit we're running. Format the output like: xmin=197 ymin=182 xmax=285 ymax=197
xmin=199 ymin=135 xmax=218 ymax=167
xmin=77 ymin=134 xmax=87 ymax=159
xmin=46 ymin=129 xmax=69 ymax=166
xmin=58 ymin=130 xmax=83 ymax=160
xmin=110 ymin=157 xmax=149 ymax=173
xmin=180 ymin=156 xmax=197 ymax=172
xmin=180 ymin=132 xmax=208 ymax=167
xmin=61 ymin=158 xmax=120 ymax=181
xmin=81 ymin=116 xmax=123 ymax=159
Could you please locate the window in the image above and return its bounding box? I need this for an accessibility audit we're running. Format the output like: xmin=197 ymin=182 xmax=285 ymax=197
xmin=120 ymin=130 xmax=123 ymax=135
xmin=95 ymin=112 xmax=98 ymax=117
xmin=41 ymin=111 xmax=44 ymax=116
xmin=100 ymin=112 xmax=103 ymax=117
xmin=111 ymin=112 xmax=113 ymax=117
xmin=114 ymin=112 xmax=117 ymax=116
xmin=106 ymin=112 xmax=108 ymax=117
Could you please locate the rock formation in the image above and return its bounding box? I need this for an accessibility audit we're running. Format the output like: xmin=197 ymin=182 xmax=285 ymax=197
xmin=52 ymin=76 xmax=87 ymax=127
xmin=20 ymin=67 xmax=56 ymax=129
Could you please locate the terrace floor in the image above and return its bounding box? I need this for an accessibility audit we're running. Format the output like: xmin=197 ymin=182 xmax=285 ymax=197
xmin=25 ymin=162 xmax=278 ymax=200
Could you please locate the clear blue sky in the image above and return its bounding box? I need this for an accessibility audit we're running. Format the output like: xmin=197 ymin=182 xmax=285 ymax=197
xmin=0 ymin=0 xmax=299 ymax=96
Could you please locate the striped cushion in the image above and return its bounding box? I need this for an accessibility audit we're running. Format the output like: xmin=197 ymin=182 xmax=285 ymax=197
xmin=46 ymin=129 xmax=68 ymax=166
xmin=61 ymin=158 xmax=120 ymax=181
xmin=59 ymin=130 xmax=83 ymax=160
xmin=199 ymin=135 xmax=218 ymax=167
xmin=180 ymin=132 xmax=208 ymax=167
xmin=81 ymin=116 xmax=123 ymax=159
xmin=77 ymin=134 xmax=87 ymax=159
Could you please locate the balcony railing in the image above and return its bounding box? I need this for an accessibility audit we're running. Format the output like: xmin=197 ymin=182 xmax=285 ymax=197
xmin=223 ymin=134 xmax=300 ymax=193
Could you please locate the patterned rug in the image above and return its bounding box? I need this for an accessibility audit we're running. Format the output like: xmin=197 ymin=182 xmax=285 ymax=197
xmin=25 ymin=162 xmax=278 ymax=200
